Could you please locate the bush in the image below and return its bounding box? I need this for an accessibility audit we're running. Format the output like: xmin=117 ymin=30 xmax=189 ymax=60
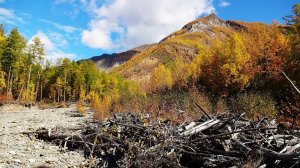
xmin=215 ymin=98 xmax=228 ymax=114
xmin=92 ymin=95 xmax=111 ymax=120
xmin=182 ymin=89 xmax=212 ymax=120
xmin=230 ymin=93 xmax=277 ymax=120
xmin=76 ymin=101 xmax=86 ymax=116
xmin=60 ymin=101 xmax=67 ymax=108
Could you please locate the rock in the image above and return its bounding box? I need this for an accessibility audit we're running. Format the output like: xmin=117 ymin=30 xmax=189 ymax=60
xmin=34 ymin=144 xmax=40 ymax=149
xmin=28 ymin=158 xmax=35 ymax=163
xmin=9 ymin=151 xmax=16 ymax=155
xmin=13 ymin=159 xmax=22 ymax=163
xmin=45 ymin=157 xmax=58 ymax=163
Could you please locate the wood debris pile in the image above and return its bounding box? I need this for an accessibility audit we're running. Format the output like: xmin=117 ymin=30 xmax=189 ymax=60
xmin=36 ymin=112 xmax=300 ymax=168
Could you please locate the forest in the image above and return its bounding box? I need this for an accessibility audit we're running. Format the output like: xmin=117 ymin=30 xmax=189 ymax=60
xmin=111 ymin=4 xmax=300 ymax=123
xmin=0 ymin=26 xmax=143 ymax=119
xmin=0 ymin=4 xmax=300 ymax=123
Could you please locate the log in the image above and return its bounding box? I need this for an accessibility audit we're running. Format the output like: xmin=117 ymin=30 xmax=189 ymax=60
xmin=261 ymin=147 xmax=300 ymax=161
xmin=181 ymin=119 xmax=220 ymax=136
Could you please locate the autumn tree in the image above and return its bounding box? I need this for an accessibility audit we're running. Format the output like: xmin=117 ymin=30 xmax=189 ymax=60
xmin=150 ymin=64 xmax=173 ymax=92
xmin=25 ymin=37 xmax=44 ymax=101
xmin=0 ymin=24 xmax=6 ymax=94
xmin=54 ymin=77 xmax=63 ymax=103
xmin=170 ymin=56 xmax=190 ymax=88
xmin=284 ymin=4 xmax=300 ymax=85
xmin=199 ymin=33 xmax=253 ymax=96
xmin=0 ymin=71 xmax=5 ymax=93
xmin=2 ymin=28 xmax=26 ymax=98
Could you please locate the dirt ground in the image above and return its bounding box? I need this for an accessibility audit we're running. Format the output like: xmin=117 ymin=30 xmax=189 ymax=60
xmin=0 ymin=104 xmax=92 ymax=168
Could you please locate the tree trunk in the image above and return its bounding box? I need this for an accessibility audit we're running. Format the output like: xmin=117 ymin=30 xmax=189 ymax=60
xmin=58 ymin=90 xmax=60 ymax=103
xmin=64 ymin=72 xmax=67 ymax=102
xmin=9 ymin=73 xmax=13 ymax=98
xmin=6 ymin=66 xmax=11 ymax=96
xmin=54 ymin=91 xmax=56 ymax=103
xmin=40 ymin=84 xmax=43 ymax=102
xmin=17 ymin=84 xmax=24 ymax=102
xmin=35 ymin=70 xmax=41 ymax=101
xmin=26 ymin=63 xmax=32 ymax=101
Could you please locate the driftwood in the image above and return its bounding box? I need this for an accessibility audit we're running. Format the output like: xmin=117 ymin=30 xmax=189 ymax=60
xmin=281 ymin=70 xmax=300 ymax=95
xmin=31 ymin=112 xmax=300 ymax=168
xmin=180 ymin=119 xmax=220 ymax=136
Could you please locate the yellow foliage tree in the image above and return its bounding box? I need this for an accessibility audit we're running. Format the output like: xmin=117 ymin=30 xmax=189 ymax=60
xmin=92 ymin=95 xmax=111 ymax=120
xmin=171 ymin=56 xmax=190 ymax=87
xmin=0 ymin=70 xmax=5 ymax=93
xmin=200 ymin=33 xmax=253 ymax=96
xmin=150 ymin=64 xmax=173 ymax=92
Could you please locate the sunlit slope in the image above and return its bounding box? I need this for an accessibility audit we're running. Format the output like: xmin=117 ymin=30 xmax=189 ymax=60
xmin=112 ymin=14 xmax=287 ymax=91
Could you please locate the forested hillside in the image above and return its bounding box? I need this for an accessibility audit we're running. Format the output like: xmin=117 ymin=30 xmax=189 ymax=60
xmin=111 ymin=5 xmax=300 ymax=122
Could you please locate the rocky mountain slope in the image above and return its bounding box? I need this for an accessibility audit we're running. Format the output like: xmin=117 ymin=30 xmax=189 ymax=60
xmin=84 ymin=44 xmax=155 ymax=72
xmin=111 ymin=13 xmax=255 ymax=88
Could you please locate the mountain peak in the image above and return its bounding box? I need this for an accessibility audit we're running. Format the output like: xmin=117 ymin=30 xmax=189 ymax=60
xmin=182 ymin=13 xmax=226 ymax=33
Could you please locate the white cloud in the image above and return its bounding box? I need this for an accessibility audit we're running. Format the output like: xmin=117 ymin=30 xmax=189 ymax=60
xmin=218 ymin=0 xmax=230 ymax=7
xmin=40 ymin=19 xmax=80 ymax=33
xmin=29 ymin=31 xmax=76 ymax=61
xmin=81 ymin=0 xmax=214 ymax=50
xmin=49 ymin=32 xmax=68 ymax=47
xmin=0 ymin=0 xmax=5 ymax=3
xmin=29 ymin=31 xmax=54 ymax=51
xmin=0 ymin=8 xmax=24 ymax=24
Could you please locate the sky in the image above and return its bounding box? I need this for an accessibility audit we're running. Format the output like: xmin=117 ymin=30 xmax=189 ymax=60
xmin=0 ymin=0 xmax=298 ymax=61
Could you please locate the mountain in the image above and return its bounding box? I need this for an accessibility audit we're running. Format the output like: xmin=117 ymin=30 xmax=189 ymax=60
xmin=85 ymin=13 xmax=286 ymax=93
xmin=111 ymin=13 xmax=254 ymax=88
xmin=87 ymin=14 xmax=245 ymax=72
xmin=84 ymin=44 xmax=155 ymax=72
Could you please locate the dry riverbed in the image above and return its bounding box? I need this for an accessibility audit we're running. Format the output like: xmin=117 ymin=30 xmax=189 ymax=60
xmin=0 ymin=104 xmax=92 ymax=168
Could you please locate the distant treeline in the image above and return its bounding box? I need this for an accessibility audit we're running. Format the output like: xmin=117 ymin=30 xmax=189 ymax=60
xmin=0 ymin=26 xmax=142 ymax=109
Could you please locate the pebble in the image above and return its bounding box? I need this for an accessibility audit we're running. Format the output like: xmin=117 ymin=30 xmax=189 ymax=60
xmin=28 ymin=158 xmax=35 ymax=163
xmin=0 ymin=107 xmax=86 ymax=167
xmin=45 ymin=157 xmax=58 ymax=163
xmin=34 ymin=144 xmax=40 ymax=149
xmin=13 ymin=159 xmax=22 ymax=163
xmin=9 ymin=151 xmax=16 ymax=155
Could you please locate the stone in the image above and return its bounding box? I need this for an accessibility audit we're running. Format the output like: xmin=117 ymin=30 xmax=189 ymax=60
xmin=13 ymin=159 xmax=22 ymax=163
xmin=9 ymin=151 xmax=16 ymax=155
xmin=45 ymin=157 xmax=58 ymax=163
xmin=28 ymin=158 xmax=35 ymax=163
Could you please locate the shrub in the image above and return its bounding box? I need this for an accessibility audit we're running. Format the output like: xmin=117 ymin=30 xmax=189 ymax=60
xmin=92 ymin=95 xmax=111 ymax=120
xmin=0 ymin=94 xmax=10 ymax=102
xmin=60 ymin=101 xmax=67 ymax=108
xmin=215 ymin=98 xmax=228 ymax=114
xmin=230 ymin=93 xmax=277 ymax=120
xmin=182 ymin=89 xmax=212 ymax=120
xmin=76 ymin=101 xmax=86 ymax=116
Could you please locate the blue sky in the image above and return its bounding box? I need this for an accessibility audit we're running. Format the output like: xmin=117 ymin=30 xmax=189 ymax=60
xmin=0 ymin=0 xmax=298 ymax=61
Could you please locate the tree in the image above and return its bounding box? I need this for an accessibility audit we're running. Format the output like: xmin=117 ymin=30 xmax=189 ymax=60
xmin=150 ymin=64 xmax=173 ymax=92
xmin=0 ymin=24 xmax=6 ymax=94
xmin=199 ymin=33 xmax=253 ymax=96
xmin=284 ymin=4 xmax=300 ymax=84
xmin=25 ymin=37 xmax=44 ymax=101
xmin=170 ymin=56 xmax=189 ymax=88
xmin=2 ymin=28 xmax=26 ymax=98
xmin=2 ymin=28 xmax=26 ymax=73
xmin=0 ymin=71 xmax=5 ymax=93
xmin=0 ymin=24 xmax=6 ymax=60
xmin=54 ymin=77 xmax=63 ymax=103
